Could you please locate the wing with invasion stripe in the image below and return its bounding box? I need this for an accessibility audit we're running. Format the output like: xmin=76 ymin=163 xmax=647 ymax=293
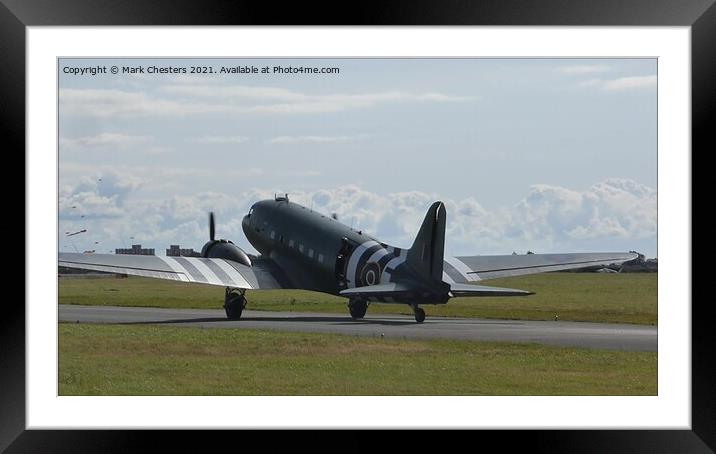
xmin=58 ymin=252 xmax=289 ymax=289
xmin=441 ymin=252 xmax=638 ymax=282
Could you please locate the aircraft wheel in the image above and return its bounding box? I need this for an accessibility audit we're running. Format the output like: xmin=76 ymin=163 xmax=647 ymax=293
xmin=348 ymin=300 xmax=368 ymax=319
xmin=414 ymin=307 xmax=426 ymax=324
xmin=224 ymin=289 xmax=246 ymax=320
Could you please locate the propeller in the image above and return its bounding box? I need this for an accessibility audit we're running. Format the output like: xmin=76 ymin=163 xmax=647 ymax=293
xmin=201 ymin=211 xmax=251 ymax=266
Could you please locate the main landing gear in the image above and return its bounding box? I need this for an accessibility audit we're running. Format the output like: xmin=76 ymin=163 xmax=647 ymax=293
xmin=348 ymin=299 xmax=368 ymax=319
xmin=348 ymin=299 xmax=426 ymax=323
xmin=224 ymin=287 xmax=247 ymax=320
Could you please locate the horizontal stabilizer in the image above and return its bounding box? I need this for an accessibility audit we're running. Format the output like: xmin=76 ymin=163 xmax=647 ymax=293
xmin=449 ymin=283 xmax=533 ymax=297
xmin=339 ymin=283 xmax=413 ymax=299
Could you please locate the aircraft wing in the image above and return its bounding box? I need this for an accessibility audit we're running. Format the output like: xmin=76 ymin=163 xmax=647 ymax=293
xmin=444 ymin=252 xmax=638 ymax=282
xmin=58 ymin=252 xmax=289 ymax=289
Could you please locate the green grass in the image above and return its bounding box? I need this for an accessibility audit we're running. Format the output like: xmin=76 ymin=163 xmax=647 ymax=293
xmin=59 ymin=323 xmax=657 ymax=396
xmin=59 ymin=273 xmax=657 ymax=325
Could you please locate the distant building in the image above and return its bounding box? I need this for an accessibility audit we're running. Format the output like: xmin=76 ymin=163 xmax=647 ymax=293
xmin=115 ymin=244 xmax=155 ymax=255
xmin=166 ymin=244 xmax=201 ymax=257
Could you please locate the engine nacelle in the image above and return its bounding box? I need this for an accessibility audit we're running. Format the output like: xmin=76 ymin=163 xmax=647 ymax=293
xmin=201 ymin=239 xmax=252 ymax=267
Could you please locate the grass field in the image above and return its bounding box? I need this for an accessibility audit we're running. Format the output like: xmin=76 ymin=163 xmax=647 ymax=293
xmin=59 ymin=323 xmax=657 ymax=396
xmin=59 ymin=273 xmax=657 ymax=325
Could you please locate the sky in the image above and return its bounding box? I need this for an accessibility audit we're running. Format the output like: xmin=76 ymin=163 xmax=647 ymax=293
xmin=58 ymin=58 xmax=657 ymax=257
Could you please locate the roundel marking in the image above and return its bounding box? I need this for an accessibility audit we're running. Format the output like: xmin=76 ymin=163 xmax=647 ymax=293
xmin=345 ymin=240 xmax=380 ymax=288
xmin=359 ymin=262 xmax=381 ymax=286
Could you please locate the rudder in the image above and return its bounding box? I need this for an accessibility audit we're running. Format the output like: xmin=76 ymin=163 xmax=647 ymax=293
xmin=406 ymin=201 xmax=446 ymax=282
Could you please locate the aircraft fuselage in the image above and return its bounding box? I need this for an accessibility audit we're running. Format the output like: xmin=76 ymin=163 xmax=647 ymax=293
xmin=242 ymin=197 xmax=432 ymax=300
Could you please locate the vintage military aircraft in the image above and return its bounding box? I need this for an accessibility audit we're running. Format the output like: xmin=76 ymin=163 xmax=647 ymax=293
xmin=59 ymin=194 xmax=637 ymax=323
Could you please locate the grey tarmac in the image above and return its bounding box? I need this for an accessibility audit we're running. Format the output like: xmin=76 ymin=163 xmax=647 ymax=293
xmin=59 ymin=304 xmax=657 ymax=351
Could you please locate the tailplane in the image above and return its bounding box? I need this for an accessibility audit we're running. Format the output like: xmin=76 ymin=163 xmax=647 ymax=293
xmin=406 ymin=201 xmax=446 ymax=282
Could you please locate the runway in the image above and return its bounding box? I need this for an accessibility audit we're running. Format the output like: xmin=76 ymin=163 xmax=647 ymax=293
xmin=59 ymin=304 xmax=657 ymax=351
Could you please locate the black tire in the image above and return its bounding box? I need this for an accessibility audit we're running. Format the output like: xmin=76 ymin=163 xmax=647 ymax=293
xmin=414 ymin=307 xmax=426 ymax=324
xmin=348 ymin=300 xmax=368 ymax=319
xmin=224 ymin=291 xmax=246 ymax=320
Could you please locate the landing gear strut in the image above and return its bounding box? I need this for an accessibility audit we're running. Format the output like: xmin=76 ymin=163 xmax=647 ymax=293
xmin=224 ymin=287 xmax=247 ymax=320
xmin=348 ymin=299 xmax=368 ymax=319
xmin=411 ymin=304 xmax=426 ymax=323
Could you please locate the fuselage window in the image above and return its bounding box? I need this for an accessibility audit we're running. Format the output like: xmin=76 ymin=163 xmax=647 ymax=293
xmin=299 ymin=244 xmax=304 ymax=253
xmin=270 ymin=231 xmax=275 ymax=240
xmin=318 ymin=253 xmax=324 ymax=263
xmin=289 ymin=239 xmax=295 ymax=248
xmin=308 ymin=249 xmax=314 ymax=258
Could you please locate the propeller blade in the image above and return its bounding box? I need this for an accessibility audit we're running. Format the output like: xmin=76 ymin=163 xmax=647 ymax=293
xmin=209 ymin=212 xmax=215 ymax=241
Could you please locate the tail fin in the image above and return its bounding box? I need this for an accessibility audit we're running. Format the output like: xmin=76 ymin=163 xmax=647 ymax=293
xmin=406 ymin=201 xmax=446 ymax=282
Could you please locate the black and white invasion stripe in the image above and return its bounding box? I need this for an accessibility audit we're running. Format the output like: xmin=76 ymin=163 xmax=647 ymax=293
xmin=158 ymin=256 xmax=255 ymax=288
xmin=345 ymin=241 xmax=405 ymax=288
xmin=442 ymin=256 xmax=481 ymax=283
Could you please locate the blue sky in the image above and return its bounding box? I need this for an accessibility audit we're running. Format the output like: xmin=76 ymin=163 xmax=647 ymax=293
xmin=59 ymin=58 xmax=657 ymax=257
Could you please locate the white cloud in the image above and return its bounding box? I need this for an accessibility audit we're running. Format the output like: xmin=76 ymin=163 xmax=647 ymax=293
xmin=602 ymin=75 xmax=657 ymax=91
xmin=161 ymin=84 xmax=304 ymax=101
xmin=60 ymin=162 xmax=265 ymax=184
xmin=304 ymin=180 xmax=656 ymax=254
xmin=577 ymin=75 xmax=657 ymax=92
xmin=60 ymin=86 xmax=476 ymax=117
xmin=59 ymin=88 xmax=228 ymax=117
xmin=577 ymin=78 xmax=603 ymax=88
xmin=59 ymin=171 xmax=145 ymax=221
xmin=193 ymin=136 xmax=250 ymax=144
xmin=559 ymin=64 xmax=610 ymax=75
xmin=59 ymin=178 xmax=656 ymax=257
xmin=267 ymin=135 xmax=364 ymax=145
xmin=145 ymin=146 xmax=173 ymax=154
xmin=60 ymin=133 xmax=149 ymax=149
xmin=59 ymin=132 xmax=174 ymax=155
xmin=161 ymin=84 xmax=474 ymax=104
xmin=511 ymin=179 xmax=656 ymax=243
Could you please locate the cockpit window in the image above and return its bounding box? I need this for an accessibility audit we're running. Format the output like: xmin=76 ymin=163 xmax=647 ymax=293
xmin=248 ymin=206 xmax=254 ymax=217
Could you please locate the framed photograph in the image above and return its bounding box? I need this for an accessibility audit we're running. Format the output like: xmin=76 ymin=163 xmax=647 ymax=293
xmin=10 ymin=0 xmax=710 ymax=451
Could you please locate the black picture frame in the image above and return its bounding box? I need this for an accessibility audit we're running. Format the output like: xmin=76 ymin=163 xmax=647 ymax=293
xmin=6 ymin=0 xmax=710 ymax=451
